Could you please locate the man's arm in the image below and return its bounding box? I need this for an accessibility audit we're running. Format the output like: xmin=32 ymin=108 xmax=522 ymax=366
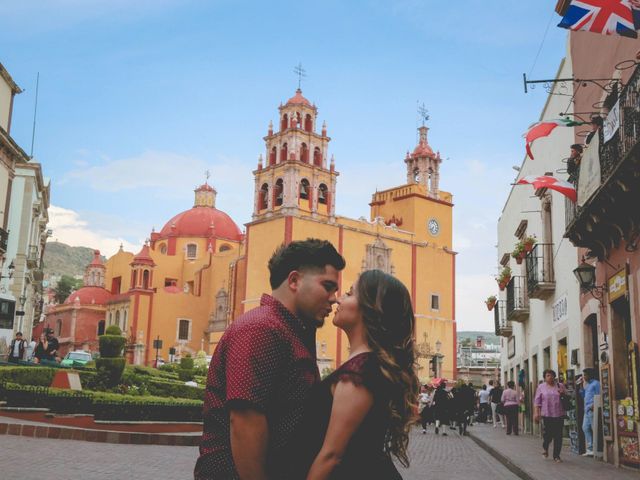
xmin=230 ymin=408 xmax=269 ymax=480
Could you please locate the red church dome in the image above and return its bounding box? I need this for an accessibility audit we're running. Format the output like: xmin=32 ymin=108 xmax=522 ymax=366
xmin=64 ymin=286 xmax=112 ymax=305
xmin=286 ymin=89 xmax=312 ymax=107
xmin=412 ymin=142 xmax=435 ymax=158
xmin=158 ymin=207 xmax=243 ymax=241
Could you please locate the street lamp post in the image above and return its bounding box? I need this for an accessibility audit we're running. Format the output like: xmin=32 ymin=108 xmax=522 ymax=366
xmin=435 ymin=339 xmax=443 ymax=378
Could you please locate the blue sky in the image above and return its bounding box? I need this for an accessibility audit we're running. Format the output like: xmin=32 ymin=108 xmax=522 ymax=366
xmin=1 ymin=0 xmax=569 ymax=331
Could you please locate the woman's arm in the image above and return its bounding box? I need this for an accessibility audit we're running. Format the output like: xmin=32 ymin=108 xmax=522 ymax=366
xmin=306 ymin=380 xmax=374 ymax=480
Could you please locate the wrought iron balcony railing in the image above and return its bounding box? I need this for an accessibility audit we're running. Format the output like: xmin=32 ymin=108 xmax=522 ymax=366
xmin=506 ymin=275 xmax=529 ymax=322
xmin=494 ymin=300 xmax=512 ymax=338
xmin=526 ymin=243 xmax=555 ymax=300
xmin=565 ymin=63 xmax=640 ymax=257
xmin=27 ymin=245 xmax=39 ymax=268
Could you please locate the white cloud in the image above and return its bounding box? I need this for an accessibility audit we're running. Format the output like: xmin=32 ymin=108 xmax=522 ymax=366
xmin=456 ymin=274 xmax=498 ymax=332
xmin=48 ymin=205 xmax=139 ymax=257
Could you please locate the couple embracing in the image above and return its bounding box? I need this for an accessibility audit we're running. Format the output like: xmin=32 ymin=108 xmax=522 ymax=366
xmin=194 ymin=238 xmax=419 ymax=480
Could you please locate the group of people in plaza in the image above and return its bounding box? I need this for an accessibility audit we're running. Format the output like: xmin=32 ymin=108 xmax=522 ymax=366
xmin=7 ymin=328 xmax=59 ymax=364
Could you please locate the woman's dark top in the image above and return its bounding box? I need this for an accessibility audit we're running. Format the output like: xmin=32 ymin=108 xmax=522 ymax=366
xmin=33 ymin=342 xmax=47 ymax=361
xmin=432 ymin=387 xmax=451 ymax=421
xmin=291 ymin=352 xmax=402 ymax=479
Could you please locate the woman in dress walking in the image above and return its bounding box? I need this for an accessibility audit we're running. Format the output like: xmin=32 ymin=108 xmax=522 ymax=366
xmin=534 ymin=369 xmax=567 ymax=462
xmin=501 ymin=381 xmax=521 ymax=435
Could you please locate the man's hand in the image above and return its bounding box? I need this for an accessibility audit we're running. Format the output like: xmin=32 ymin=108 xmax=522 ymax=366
xmin=230 ymin=408 xmax=269 ymax=480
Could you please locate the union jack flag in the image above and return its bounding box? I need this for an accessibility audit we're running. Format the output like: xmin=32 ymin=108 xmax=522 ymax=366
xmin=558 ymin=0 xmax=640 ymax=38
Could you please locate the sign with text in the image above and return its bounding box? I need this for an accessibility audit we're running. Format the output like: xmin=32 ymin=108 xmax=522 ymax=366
xmin=552 ymin=294 xmax=569 ymax=325
xmin=578 ymin=133 xmax=601 ymax=207
xmin=608 ymin=269 xmax=627 ymax=303
xmin=603 ymin=100 xmax=620 ymax=143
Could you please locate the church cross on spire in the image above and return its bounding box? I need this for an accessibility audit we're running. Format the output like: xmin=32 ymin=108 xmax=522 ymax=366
xmin=294 ymin=62 xmax=307 ymax=90
xmin=204 ymin=169 xmax=211 ymax=183
xmin=417 ymin=102 xmax=430 ymax=127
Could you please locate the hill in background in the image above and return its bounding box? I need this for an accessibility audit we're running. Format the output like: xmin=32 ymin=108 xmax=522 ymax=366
xmin=43 ymin=242 xmax=100 ymax=279
xmin=457 ymin=330 xmax=499 ymax=345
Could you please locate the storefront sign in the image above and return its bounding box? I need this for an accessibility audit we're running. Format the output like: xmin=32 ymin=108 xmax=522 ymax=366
xmin=603 ymin=100 xmax=620 ymax=143
xmin=552 ymin=294 xmax=568 ymax=325
xmin=601 ymin=365 xmax=612 ymax=439
xmin=608 ymin=269 xmax=627 ymax=303
xmin=578 ymin=133 xmax=601 ymax=207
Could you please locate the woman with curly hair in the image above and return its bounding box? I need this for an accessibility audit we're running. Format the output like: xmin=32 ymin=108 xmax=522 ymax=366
xmin=291 ymin=269 xmax=420 ymax=479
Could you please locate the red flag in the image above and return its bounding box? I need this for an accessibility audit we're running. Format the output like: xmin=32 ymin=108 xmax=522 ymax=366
xmin=523 ymin=119 xmax=585 ymax=159
xmin=517 ymin=175 xmax=577 ymax=202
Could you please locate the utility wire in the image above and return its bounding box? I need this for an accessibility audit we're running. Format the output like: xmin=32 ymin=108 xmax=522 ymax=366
xmin=529 ymin=9 xmax=556 ymax=77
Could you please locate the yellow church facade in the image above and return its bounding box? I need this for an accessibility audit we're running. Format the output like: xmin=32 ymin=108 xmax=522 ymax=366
xmin=97 ymin=89 xmax=456 ymax=381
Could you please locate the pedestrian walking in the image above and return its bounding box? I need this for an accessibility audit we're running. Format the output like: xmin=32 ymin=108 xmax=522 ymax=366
xmin=419 ymin=386 xmax=433 ymax=434
xmin=194 ymin=239 xmax=345 ymax=480
xmin=501 ymin=381 xmax=521 ymax=435
xmin=432 ymin=380 xmax=451 ymax=435
xmin=579 ymin=368 xmax=600 ymax=456
xmin=490 ymin=381 xmax=505 ymax=428
xmin=478 ymin=384 xmax=491 ymax=423
xmin=8 ymin=332 xmax=26 ymax=363
xmin=25 ymin=336 xmax=37 ymax=362
xmin=534 ymin=369 xmax=567 ymax=463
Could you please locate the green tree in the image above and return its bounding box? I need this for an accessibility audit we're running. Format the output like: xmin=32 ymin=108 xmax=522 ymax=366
xmin=54 ymin=275 xmax=83 ymax=304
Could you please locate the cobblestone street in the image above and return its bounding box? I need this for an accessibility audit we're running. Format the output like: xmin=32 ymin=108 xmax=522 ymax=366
xmin=0 ymin=425 xmax=516 ymax=480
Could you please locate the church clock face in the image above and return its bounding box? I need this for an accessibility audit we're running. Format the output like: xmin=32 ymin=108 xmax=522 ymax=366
xmin=428 ymin=218 xmax=440 ymax=236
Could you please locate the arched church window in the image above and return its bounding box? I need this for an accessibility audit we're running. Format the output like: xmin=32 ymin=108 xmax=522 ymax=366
xmin=304 ymin=114 xmax=312 ymax=132
xmin=318 ymin=184 xmax=328 ymax=205
xmin=300 ymin=179 xmax=310 ymax=200
xmin=132 ymin=270 xmax=137 ymax=288
xmin=219 ymin=244 xmax=232 ymax=252
xmin=427 ymin=168 xmax=434 ymax=191
xmin=281 ymin=114 xmax=288 ymax=131
xmin=259 ymin=183 xmax=269 ymax=210
xmin=115 ymin=311 xmax=120 ymax=329
xmin=313 ymin=147 xmax=322 ymax=167
xmin=159 ymin=244 xmax=167 ymax=255
xmin=56 ymin=319 xmax=63 ymax=336
xmin=300 ymin=143 xmax=309 ymax=163
xmin=269 ymin=147 xmax=277 ymax=166
xmin=413 ymin=168 xmax=420 ymax=183
xmin=122 ymin=310 xmax=127 ymax=333
xmin=274 ymin=179 xmax=284 ymax=207
xmin=142 ymin=270 xmax=150 ymax=289
xmin=280 ymin=143 xmax=288 ymax=163
xmin=186 ymin=243 xmax=197 ymax=259
xmin=97 ymin=320 xmax=105 ymax=336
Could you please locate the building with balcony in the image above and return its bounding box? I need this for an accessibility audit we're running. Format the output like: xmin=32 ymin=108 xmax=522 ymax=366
xmin=556 ymin=2 xmax=640 ymax=466
xmin=494 ymin=40 xmax=583 ymax=436
xmin=0 ymin=62 xmax=50 ymax=351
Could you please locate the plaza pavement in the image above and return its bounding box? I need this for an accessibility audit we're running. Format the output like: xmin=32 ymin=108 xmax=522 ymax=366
xmin=0 ymin=424 xmax=517 ymax=479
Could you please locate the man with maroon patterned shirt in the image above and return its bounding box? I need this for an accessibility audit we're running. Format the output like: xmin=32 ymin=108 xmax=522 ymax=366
xmin=195 ymin=238 xmax=345 ymax=480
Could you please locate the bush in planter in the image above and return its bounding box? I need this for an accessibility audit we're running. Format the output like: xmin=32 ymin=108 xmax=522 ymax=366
xmin=180 ymin=355 xmax=194 ymax=370
xmin=485 ymin=295 xmax=497 ymax=311
xmin=105 ymin=325 xmax=122 ymax=336
xmin=96 ymin=326 xmax=126 ymax=388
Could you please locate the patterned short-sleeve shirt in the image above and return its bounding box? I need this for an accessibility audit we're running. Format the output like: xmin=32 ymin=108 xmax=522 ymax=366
xmin=194 ymin=294 xmax=320 ymax=479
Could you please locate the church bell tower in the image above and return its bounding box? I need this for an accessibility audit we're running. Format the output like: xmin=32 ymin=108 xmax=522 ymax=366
xmin=252 ymin=89 xmax=338 ymax=220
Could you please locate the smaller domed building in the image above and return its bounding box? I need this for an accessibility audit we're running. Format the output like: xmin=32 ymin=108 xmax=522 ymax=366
xmin=43 ymin=250 xmax=111 ymax=357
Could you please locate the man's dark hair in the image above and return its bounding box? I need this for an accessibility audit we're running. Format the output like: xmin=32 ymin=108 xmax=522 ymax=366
xmin=570 ymin=144 xmax=583 ymax=154
xmin=591 ymin=116 xmax=603 ymax=127
xmin=583 ymin=367 xmax=597 ymax=379
xmin=507 ymin=380 xmax=515 ymax=389
xmin=268 ymin=238 xmax=345 ymax=289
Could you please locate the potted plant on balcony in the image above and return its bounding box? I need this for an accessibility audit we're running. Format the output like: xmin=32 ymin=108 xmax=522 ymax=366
xmin=496 ymin=266 xmax=512 ymax=291
xmin=523 ymin=235 xmax=537 ymax=252
xmin=485 ymin=295 xmax=497 ymax=311
xmin=511 ymin=241 xmax=526 ymax=265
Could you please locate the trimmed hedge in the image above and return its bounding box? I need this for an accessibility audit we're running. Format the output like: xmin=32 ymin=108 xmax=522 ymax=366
xmin=98 ymin=335 xmax=125 ymax=357
xmin=96 ymin=358 xmax=126 ymax=388
xmin=0 ymin=367 xmax=57 ymax=387
xmin=1 ymin=383 xmax=203 ymax=421
xmin=2 ymin=383 xmax=93 ymax=413
xmin=146 ymin=378 xmax=205 ymax=401
xmin=105 ymin=325 xmax=122 ymax=336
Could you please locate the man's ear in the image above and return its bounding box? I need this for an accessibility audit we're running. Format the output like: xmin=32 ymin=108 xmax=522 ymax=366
xmin=287 ymin=270 xmax=302 ymax=292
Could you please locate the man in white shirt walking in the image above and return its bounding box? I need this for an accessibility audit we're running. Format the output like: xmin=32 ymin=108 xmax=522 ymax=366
xmin=478 ymin=384 xmax=491 ymax=423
